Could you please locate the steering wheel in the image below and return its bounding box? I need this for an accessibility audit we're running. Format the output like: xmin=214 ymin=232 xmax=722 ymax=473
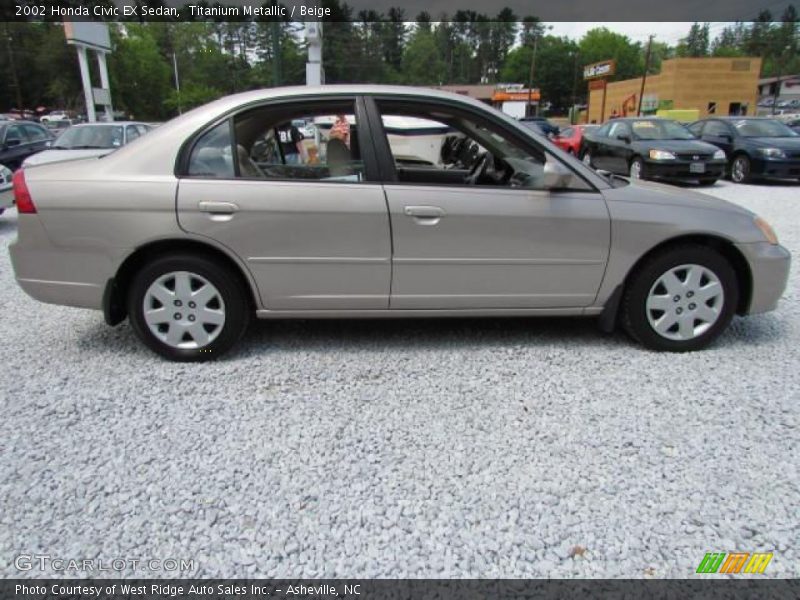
xmin=464 ymin=152 xmax=491 ymax=186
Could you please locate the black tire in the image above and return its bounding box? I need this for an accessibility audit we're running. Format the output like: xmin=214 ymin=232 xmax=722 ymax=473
xmin=621 ymin=244 xmax=738 ymax=352
xmin=127 ymin=254 xmax=251 ymax=361
xmin=730 ymin=154 xmax=752 ymax=183
xmin=697 ymin=178 xmax=718 ymax=187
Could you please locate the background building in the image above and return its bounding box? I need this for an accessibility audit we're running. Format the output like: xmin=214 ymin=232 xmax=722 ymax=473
xmin=587 ymin=57 xmax=762 ymax=123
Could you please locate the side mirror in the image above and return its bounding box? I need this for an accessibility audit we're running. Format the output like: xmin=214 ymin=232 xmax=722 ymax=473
xmin=718 ymin=133 xmax=732 ymax=142
xmin=543 ymin=160 xmax=575 ymax=189
xmin=5 ymin=138 xmax=21 ymax=148
xmin=618 ymin=135 xmax=632 ymax=144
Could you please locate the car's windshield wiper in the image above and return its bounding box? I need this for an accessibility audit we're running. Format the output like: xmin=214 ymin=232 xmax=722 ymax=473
xmin=66 ymin=145 xmax=112 ymax=150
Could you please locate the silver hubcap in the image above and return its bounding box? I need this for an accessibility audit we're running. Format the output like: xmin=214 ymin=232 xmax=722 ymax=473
xmin=646 ymin=264 xmax=724 ymax=341
xmin=582 ymin=153 xmax=592 ymax=166
xmin=732 ymin=158 xmax=747 ymax=182
xmin=630 ymin=160 xmax=642 ymax=179
xmin=143 ymin=271 xmax=225 ymax=349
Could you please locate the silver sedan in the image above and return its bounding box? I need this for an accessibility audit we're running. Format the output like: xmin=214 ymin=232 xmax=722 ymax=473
xmin=9 ymin=86 xmax=791 ymax=360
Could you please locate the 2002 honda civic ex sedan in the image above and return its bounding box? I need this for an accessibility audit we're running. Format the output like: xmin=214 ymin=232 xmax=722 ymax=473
xmin=9 ymin=86 xmax=791 ymax=361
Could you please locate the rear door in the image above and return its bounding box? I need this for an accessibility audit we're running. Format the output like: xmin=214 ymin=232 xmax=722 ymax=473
xmin=176 ymin=96 xmax=392 ymax=311
xmin=367 ymin=97 xmax=610 ymax=310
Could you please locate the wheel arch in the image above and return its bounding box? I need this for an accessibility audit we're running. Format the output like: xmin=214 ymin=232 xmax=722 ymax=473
xmin=624 ymin=234 xmax=752 ymax=314
xmin=602 ymin=233 xmax=753 ymax=332
xmin=103 ymin=238 xmax=260 ymax=326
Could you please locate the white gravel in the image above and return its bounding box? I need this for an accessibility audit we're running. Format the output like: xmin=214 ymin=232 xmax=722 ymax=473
xmin=0 ymin=180 xmax=797 ymax=579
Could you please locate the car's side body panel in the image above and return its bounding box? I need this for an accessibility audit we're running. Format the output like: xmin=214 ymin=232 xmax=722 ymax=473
xmin=177 ymin=179 xmax=392 ymax=310
xmin=383 ymin=184 xmax=610 ymax=309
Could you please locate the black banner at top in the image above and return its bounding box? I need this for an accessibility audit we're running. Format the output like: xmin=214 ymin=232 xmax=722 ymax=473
xmin=3 ymin=0 xmax=798 ymax=21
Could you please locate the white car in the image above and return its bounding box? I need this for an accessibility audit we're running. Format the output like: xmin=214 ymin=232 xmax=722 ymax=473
xmin=23 ymin=122 xmax=153 ymax=168
xmin=0 ymin=164 xmax=13 ymax=214
xmin=39 ymin=112 xmax=70 ymax=123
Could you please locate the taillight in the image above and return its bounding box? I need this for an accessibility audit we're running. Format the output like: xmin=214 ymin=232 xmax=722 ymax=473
xmin=12 ymin=169 xmax=36 ymax=214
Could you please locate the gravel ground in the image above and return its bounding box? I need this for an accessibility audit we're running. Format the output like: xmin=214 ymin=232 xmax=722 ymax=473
xmin=0 ymin=180 xmax=797 ymax=579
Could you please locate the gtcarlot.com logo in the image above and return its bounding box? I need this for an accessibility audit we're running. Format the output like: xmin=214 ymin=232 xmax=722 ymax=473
xmin=15 ymin=554 xmax=195 ymax=573
xmin=696 ymin=552 xmax=773 ymax=574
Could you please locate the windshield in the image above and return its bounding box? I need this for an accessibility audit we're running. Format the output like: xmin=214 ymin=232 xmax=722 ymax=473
xmin=733 ymin=119 xmax=798 ymax=138
xmin=631 ymin=120 xmax=695 ymax=140
xmin=53 ymin=125 xmax=124 ymax=149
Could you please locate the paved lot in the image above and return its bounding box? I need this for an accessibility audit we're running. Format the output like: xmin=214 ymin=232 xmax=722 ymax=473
xmin=0 ymin=180 xmax=797 ymax=578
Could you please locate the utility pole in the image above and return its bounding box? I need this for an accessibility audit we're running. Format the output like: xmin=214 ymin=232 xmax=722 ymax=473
xmin=571 ymin=50 xmax=580 ymax=124
xmin=526 ymin=35 xmax=539 ymax=117
xmin=637 ymin=35 xmax=654 ymax=116
xmin=4 ymin=23 xmax=23 ymax=110
xmin=271 ymin=20 xmax=282 ymax=87
xmin=172 ymin=52 xmax=181 ymax=115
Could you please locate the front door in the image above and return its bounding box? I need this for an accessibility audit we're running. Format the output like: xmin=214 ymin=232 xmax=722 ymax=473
xmin=368 ymin=98 xmax=611 ymax=310
xmin=177 ymin=98 xmax=391 ymax=311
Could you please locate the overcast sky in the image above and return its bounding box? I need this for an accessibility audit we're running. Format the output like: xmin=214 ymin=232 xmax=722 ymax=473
xmin=546 ymin=22 xmax=729 ymax=45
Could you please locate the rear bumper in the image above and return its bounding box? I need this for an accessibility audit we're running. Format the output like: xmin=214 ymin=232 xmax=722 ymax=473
xmin=645 ymin=159 xmax=726 ymax=181
xmin=9 ymin=215 xmax=110 ymax=310
xmin=736 ymin=242 xmax=791 ymax=314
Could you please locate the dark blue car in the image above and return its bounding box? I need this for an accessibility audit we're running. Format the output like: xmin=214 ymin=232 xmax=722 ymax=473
xmin=688 ymin=117 xmax=800 ymax=183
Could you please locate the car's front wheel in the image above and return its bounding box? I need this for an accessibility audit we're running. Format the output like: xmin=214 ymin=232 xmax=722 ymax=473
xmin=629 ymin=157 xmax=645 ymax=180
xmin=730 ymin=154 xmax=752 ymax=183
xmin=582 ymin=151 xmax=593 ymax=167
xmin=621 ymin=245 xmax=738 ymax=352
xmin=128 ymin=254 xmax=250 ymax=361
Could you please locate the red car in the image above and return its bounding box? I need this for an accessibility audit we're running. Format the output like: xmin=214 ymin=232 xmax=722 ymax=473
xmin=553 ymin=124 xmax=598 ymax=155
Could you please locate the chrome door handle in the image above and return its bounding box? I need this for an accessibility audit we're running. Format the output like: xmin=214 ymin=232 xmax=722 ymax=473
xmin=198 ymin=201 xmax=239 ymax=214
xmin=404 ymin=205 xmax=445 ymax=218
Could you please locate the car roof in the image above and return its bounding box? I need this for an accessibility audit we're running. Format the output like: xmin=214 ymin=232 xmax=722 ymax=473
xmin=69 ymin=121 xmax=148 ymax=127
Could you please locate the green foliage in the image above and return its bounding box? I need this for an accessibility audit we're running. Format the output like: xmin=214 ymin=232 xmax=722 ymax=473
xmin=107 ymin=24 xmax=172 ymax=119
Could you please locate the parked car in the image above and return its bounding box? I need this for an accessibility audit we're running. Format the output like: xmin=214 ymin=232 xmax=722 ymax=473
xmin=0 ymin=120 xmax=54 ymax=170
xmin=9 ymin=85 xmax=790 ymax=360
xmin=0 ymin=164 xmax=13 ymax=214
xmin=786 ymin=118 xmax=800 ymax=134
xmin=40 ymin=111 xmax=70 ymax=123
xmin=553 ymin=124 xmax=598 ymax=155
xmin=688 ymin=117 xmax=800 ymax=183
xmin=42 ymin=119 xmax=74 ymax=138
xmin=758 ymin=97 xmax=775 ymax=107
xmin=22 ymin=121 xmax=153 ymax=167
xmin=580 ymin=118 xmax=726 ymax=185
xmin=519 ymin=116 xmax=560 ymax=137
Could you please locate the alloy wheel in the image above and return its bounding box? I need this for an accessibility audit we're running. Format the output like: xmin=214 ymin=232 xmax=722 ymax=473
xmin=582 ymin=152 xmax=592 ymax=167
xmin=630 ymin=159 xmax=643 ymax=179
xmin=645 ymin=264 xmax=724 ymax=341
xmin=731 ymin=157 xmax=749 ymax=183
xmin=142 ymin=271 xmax=226 ymax=349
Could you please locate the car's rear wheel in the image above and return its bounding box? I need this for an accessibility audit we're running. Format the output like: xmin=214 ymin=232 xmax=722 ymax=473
xmin=731 ymin=154 xmax=752 ymax=183
xmin=128 ymin=255 xmax=250 ymax=361
xmin=629 ymin=157 xmax=645 ymax=180
xmin=621 ymin=245 xmax=738 ymax=352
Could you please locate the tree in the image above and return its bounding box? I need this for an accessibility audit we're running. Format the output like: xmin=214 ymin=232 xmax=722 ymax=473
xmin=402 ymin=23 xmax=445 ymax=85
xmin=578 ymin=28 xmax=643 ymax=81
xmin=107 ymin=24 xmax=172 ymax=119
xmin=676 ymin=23 xmax=710 ymax=57
xmin=500 ymin=35 xmax=579 ymax=113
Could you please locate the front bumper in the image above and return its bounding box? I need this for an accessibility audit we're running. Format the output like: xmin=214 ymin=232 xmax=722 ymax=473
xmin=751 ymin=157 xmax=800 ymax=179
xmin=736 ymin=242 xmax=791 ymax=314
xmin=645 ymin=159 xmax=726 ymax=181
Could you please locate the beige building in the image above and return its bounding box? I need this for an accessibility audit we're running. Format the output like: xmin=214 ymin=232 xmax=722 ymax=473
xmin=587 ymin=57 xmax=762 ymax=123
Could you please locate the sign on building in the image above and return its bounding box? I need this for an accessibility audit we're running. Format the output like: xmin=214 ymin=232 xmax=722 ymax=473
xmin=583 ymin=60 xmax=616 ymax=80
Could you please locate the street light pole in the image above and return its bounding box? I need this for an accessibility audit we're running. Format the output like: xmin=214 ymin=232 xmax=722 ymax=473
xmin=527 ymin=35 xmax=538 ymax=117
xmin=637 ymin=35 xmax=654 ymax=116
